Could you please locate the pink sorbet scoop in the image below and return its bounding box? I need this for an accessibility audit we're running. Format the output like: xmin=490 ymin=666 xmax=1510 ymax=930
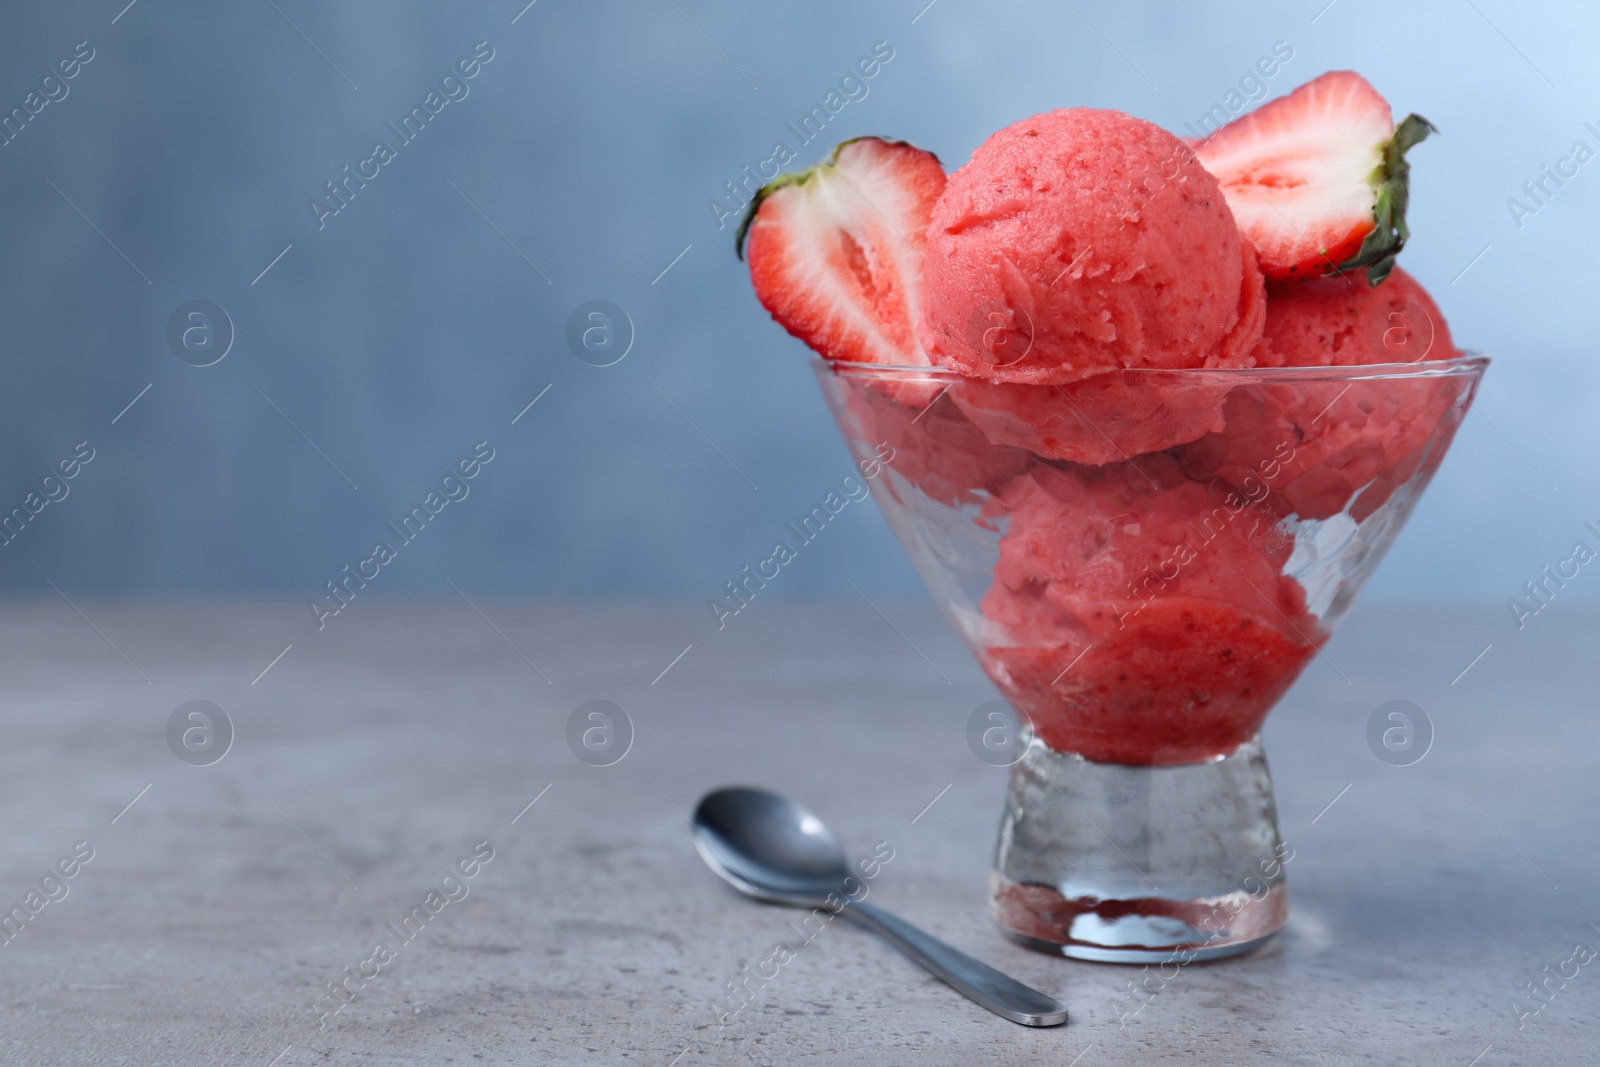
xmin=918 ymin=108 xmax=1265 ymax=384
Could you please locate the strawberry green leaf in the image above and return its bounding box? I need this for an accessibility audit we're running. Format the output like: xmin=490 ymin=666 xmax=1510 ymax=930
xmin=1341 ymin=113 xmax=1438 ymax=286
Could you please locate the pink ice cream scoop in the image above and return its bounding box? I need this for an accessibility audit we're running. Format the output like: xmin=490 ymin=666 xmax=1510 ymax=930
xmin=1249 ymin=265 xmax=1457 ymax=368
xmin=979 ymin=455 xmax=1319 ymax=765
xmin=1178 ymin=267 xmax=1463 ymax=521
xmin=917 ymin=108 xmax=1265 ymax=385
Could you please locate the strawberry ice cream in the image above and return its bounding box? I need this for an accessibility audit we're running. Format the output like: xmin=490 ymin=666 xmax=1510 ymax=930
xmin=979 ymin=456 xmax=1319 ymax=764
xmin=842 ymin=380 xmax=1031 ymax=509
xmin=1250 ymin=265 xmax=1456 ymax=368
xmin=1178 ymin=267 xmax=1462 ymax=520
xmin=745 ymin=74 xmax=1472 ymax=772
xmin=917 ymin=109 xmax=1265 ymax=385
xmin=947 ymin=372 xmax=1233 ymax=466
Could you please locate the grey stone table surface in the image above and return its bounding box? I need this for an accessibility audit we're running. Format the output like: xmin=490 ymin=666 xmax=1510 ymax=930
xmin=0 ymin=599 xmax=1594 ymax=1066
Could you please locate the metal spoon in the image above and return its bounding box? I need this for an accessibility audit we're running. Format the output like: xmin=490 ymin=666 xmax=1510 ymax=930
xmin=691 ymin=786 xmax=1068 ymax=1027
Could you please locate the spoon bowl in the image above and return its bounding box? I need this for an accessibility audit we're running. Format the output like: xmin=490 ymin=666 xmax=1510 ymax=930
xmin=693 ymin=787 xmax=851 ymax=906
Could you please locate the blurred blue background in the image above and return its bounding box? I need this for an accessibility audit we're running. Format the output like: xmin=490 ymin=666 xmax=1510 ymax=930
xmin=0 ymin=0 xmax=1591 ymax=610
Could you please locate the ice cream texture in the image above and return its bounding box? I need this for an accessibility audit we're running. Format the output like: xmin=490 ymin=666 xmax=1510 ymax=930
xmin=1178 ymin=267 xmax=1462 ymax=521
xmin=979 ymin=456 xmax=1319 ymax=764
xmin=918 ymin=108 xmax=1265 ymax=384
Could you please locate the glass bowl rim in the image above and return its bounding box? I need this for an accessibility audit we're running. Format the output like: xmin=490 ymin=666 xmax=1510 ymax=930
xmin=817 ymin=351 xmax=1489 ymax=386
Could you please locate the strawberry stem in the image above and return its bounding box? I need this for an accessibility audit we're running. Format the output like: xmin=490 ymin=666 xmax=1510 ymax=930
xmin=1341 ymin=113 xmax=1438 ymax=286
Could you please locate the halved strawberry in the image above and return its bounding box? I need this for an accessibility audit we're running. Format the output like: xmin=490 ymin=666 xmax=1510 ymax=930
xmin=1193 ymin=71 xmax=1435 ymax=286
xmin=738 ymin=137 xmax=945 ymax=365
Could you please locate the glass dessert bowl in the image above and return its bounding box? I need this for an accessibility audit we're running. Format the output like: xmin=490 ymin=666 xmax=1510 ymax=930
xmin=817 ymin=354 xmax=1486 ymax=962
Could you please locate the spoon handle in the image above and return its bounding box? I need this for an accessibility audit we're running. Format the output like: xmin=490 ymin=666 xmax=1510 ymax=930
xmin=845 ymin=901 xmax=1067 ymax=1027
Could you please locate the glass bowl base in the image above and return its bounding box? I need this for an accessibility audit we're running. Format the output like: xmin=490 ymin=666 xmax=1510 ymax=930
xmin=991 ymin=874 xmax=1287 ymax=962
xmin=1001 ymin=929 xmax=1279 ymax=964
xmin=991 ymin=734 xmax=1290 ymax=963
